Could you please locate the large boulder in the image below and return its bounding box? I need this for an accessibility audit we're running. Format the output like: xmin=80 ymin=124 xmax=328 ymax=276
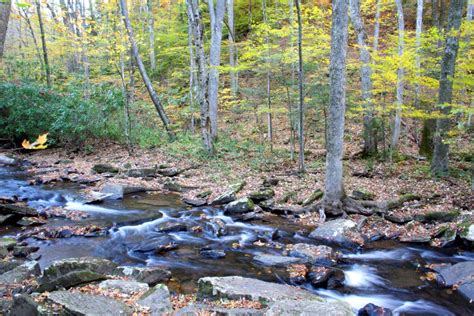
xmin=253 ymin=254 xmax=303 ymax=267
xmin=197 ymin=276 xmax=323 ymax=305
xmin=437 ymin=261 xmax=474 ymax=302
xmin=101 ymin=184 xmax=146 ymax=200
xmin=288 ymin=244 xmax=336 ymax=265
xmin=114 ymin=266 xmax=171 ymax=286
xmin=48 ymin=290 xmax=132 ymax=315
xmin=266 ymin=299 xmax=353 ymax=316
xmin=99 ymin=279 xmax=149 ymax=295
xmin=249 ymin=188 xmax=275 ymax=202
xmin=309 ymin=219 xmax=361 ymax=247
xmin=0 ymin=261 xmax=40 ymax=284
xmin=0 ymin=204 xmax=38 ymax=217
xmin=224 ymin=198 xmax=255 ymax=214
xmin=137 ymin=284 xmax=172 ymax=316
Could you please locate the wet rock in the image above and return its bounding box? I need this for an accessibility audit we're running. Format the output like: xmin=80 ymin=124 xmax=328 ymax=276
xmin=137 ymin=284 xmax=172 ymax=315
xmin=92 ymin=163 xmax=119 ymax=174
xmin=437 ymin=261 xmax=474 ymax=301
xmin=0 ymin=237 xmax=17 ymax=252
xmin=414 ymin=210 xmax=460 ymax=223
xmin=156 ymin=221 xmax=187 ymax=233
xmin=158 ymin=167 xmax=179 ymax=177
xmin=101 ymin=183 xmax=146 ymax=200
xmin=38 ymin=270 xmax=107 ymax=292
xmin=225 ymin=198 xmax=255 ymax=214
xmin=203 ymin=218 xmax=227 ymax=237
xmin=399 ymin=233 xmax=431 ymax=243
xmin=459 ymin=223 xmax=474 ymax=242
xmin=288 ymin=244 xmax=336 ymax=265
xmin=210 ymin=191 xmax=236 ymax=205
xmin=0 ymin=259 xmax=23 ymax=275
xmin=84 ymin=191 xmax=114 ymax=204
xmin=0 ymin=261 xmax=40 ymax=284
xmin=9 ymin=294 xmax=39 ymax=316
xmin=351 ymin=190 xmax=376 ymax=201
xmin=99 ymin=279 xmax=149 ymax=294
xmin=309 ymin=219 xmax=361 ymax=247
xmin=127 ymin=168 xmax=157 ymax=178
xmin=16 ymin=217 xmax=46 ymax=226
xmin=0 ymin=204 xmax=38 ymax=217
xmin=176 ymin=304 xmax=264 ymax=316
xmin=182 ymin=197 xmax=207 ymax=207
xmin=286 ymin=264 xmax=309 ymax=284
xmin=48 ymin=290 xmax=132 ymax=315
xmin=114 ymin=266 xmax=171 ymax=286
xmin=308 ymin=266 xmax=334 ymax=288
xmin=26 ymin=253 xmax=41 ymax=261
xmin=200 ymin=248 xmax=226 ymax=259
xmin=235 ymin=211 xmax=262 ymax=222
xmin=249 ymin=188 xmax=275 ymax=202
xmin=133 ymin=236 xmax=177 ymax=253
xmin=197 ymin=276 xmax=323 ymax=305
xmin=253 ymin=254 xmax=303 ymax=267
xmin=0 ymin=154 xmax=17 ymax=166
xmin=267 ymin=299 xmax=353 ymax=316
xmin=432 ymin=227 xmax=457 ymax=248
xmin=301 ymin=189 xmax=324 ymax=206
xmin=0 ymin=214 xmax=16 ymax=225
xmin=358 ymin=303 xmax=393 ymax=316
xmin=12 ymin=246 xmax=39 ymax=258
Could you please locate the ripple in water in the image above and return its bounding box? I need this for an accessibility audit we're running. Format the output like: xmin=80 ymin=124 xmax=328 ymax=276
xmin=343 ymin=264 xmax=387 ymax=288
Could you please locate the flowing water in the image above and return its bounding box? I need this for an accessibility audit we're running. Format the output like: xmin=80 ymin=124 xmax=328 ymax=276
xmin=1 ymin=166 xmax=473 ymax=315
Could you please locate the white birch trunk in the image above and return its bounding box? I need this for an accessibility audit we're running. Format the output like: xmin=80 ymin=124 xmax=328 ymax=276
xmin=147 ymin=0 xmax=156 ymax=71
xmin=414 ymin=0 xmax=424 ymax=108
xmin=227 ymin=0 xmax=238 ymax=95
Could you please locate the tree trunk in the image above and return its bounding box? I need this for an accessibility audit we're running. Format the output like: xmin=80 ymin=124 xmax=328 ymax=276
xmin=227 ymin=0 xmax=238 ymax=95
xmin=187 ymin=10 xmax=197 ymax=133
xmin=372 ymin=0 xmax=381 ymax=52
xmin=431 ymin=0 xmax=464 ymax=176
xmin=289 ymin=0 xmax=296 ymax=160
xmin=35 ymin=0 xmax=51 ymax=87
xmin=0 ymin=0 xmax=11 ymax=59
xmin=119 ymin=0 xmax=172 ymax=135
xmin=414 ymin=0 xmax=423 ymax=109
xmin=322 ymin=0 xmax=349 ymax=212
xmin=19 ymin=8 xmax=45 ymax=80
xmin=349 ymin=0 xmax=377 ymax=157
xmin=295 ymin=0 xmax=305 ymax=172
xmin=391 ymin=0 xmax=405 ymax=151
xmin=262 ymin=0 xmax=273 ymax=151
xmin=208 ymin=0 xmax=227 ymax=140
xmin=147 ymin=0 xmax=156 ymax=71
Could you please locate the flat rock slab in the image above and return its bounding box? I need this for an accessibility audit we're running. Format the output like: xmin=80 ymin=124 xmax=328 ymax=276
xmin=0 ymin=261 xmax=40 ymax=284
xmin=438 ymin=261 xmax=474 ymax=301
xmin=288 ymin=243 xmax=335 ymax=265
xmin=114 ymin=266 xmax=172 ymax=285
xmin=266 ymin=299 xmax=353 ymax=316
xmin=198 ymin=276 xmax=324 ymax=305
xmin=137 ymin=284 xmax=172 ymax=315
xmin=48 ymin=290 xmax=132 ymax=316
xmin=309 ymin=219 xmax=360 ymax=247
xmin=99 ymin=279 xmax=149 ymax=295
xmin=176 ymin=304 xmax=265 ymax=316
xmin=253 ymin=254 xmax=303 ymax=267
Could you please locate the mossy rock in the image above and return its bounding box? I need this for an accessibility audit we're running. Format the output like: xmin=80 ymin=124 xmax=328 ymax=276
xmin=249 ymin=188 xmax=275 ymax=202
xmin=351 ymin=190 xmax=375 ymax=201
xmin=229 ymin=181 xmax=247 ymax=194
xmin=301 ymin=190 xmax=324 ymax=206
xmin=278 ymin=191 xmax=297 ymax=204
xmin=92 ymin=163 xmax=119 ymax=174
xmin=415 ymin=210 xmax=460 ymax=223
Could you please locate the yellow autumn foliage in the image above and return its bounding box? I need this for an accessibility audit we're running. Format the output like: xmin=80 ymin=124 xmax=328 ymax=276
xmin=22 ymin=133 xmax=49 ymax=150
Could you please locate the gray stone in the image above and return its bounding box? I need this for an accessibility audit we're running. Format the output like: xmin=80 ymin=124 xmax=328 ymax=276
xmin=99 ymin=279 xmax=149 ymax=294
xmin=156 ymin=221 xmax=187 ymax=233
xmin=114 ymin=266 xmax=171 ymax=286
xmin=351 ymin=190 xmax=375 ymax=201
xmin=301 ymin=190 xmax=324 ymax=206
xmin=229 ymin=181 xmax=247 ymax=193
xmin=438 ymin=261 xmax=474 ymax=301
xmin=460 ymin=223 xmax=474 ymax=242
xmin=197 ymin=276 xmax=323 ymax=305
xmin=48 ymin=290 xmax=132 ymax=316
xmin=249 ymin=188 xmax=275 ymax=202
xmin=176 ymin=304 xmax=264 ymax=316
xmin=127 ymin=168 xmax=157 ymax=178
xmin=266 ymin=299 xmax=353 ymax=316
xmin=92 ymin=163 xmax=119 ymax=174
xmin=203 ymin=218 xmax=227 ymax=237
xmin=84 ymin=191 xmax=114 ymax=204
xmin=225 ymin=198 xmax=255 ymax=214
xmin=137 ymin=284 xmax=172 ymax=316
xmin=38 ymin=270 xmax=107 ymax=292
xmin=0 ymin=214 xmax=16 ymax=225
xmin=101 ymin=184 xmax=146 ymax=200
xmin=288 ymin=244 xmax=336 ymax=265
xmin=16 ymin=217 xmax=46 ymax=226
xmin=210 ymin=191 xmax=236 ymax=205
xmin=0 ymin=237 xmax=17 ymax=250
xmin=8 ymin=294 xmax=39 ymax=316
xmin=157 ymin=167 xmax=179 ymax=177
xmin=182 ymin=197 xmax=207 ymax=207
xmin=13 ymin=246 xmax=39 ymax=258
xmin=0 ymin=259 xmax=23 ymax=275
xmin=0 ymin=204 xmax=38 ymax=217
xmin=253 ymin=254 xmax=303 ymax=267
xmin=0 ymin=261 xmax=40 ymax=284
xmin=0 ymin=154 xmax=17 ymax=166
xmin=309 ymin=219 xmax=360 ymax=247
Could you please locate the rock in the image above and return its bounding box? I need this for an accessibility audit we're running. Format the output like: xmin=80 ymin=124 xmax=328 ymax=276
xmin=288 ymin=244 xmax=336 ymax=265
xmin=254 ymin=254 xmax=303 ymax=267
xmin=437 ymin=261 xmax=474 ymax=301
xmin=92 ymin=163 xmax=119 ymax=174
xmin=0 ymin=214 xmax=16 ymax=225
xmin=26 ymin=253 xmax=42 ymax=261
xmin=196 ymin=190 xmax=212 ymax=199
xmin=358 ymin=303 xmax=393 ymax=316
xmin=0 ymin=204 xmax=38 ymax=217
xmin=249 ymin=188 xmax=275 ymax=202
xmin=387 ymin=194 xmax=421 ymax=210
xmin=308 ymin=266 xmax=335 ymax=287
xmin=13 ymin=246 xmax=39 ymax=258
xmin=84 ymin=191 xmax=114 ymax=204
xmin=101 ymin=184 xmax=146 ymax=200
xmin=99 ymin=279 xmax=149 ymax=294
xmin=225 ymin=198 xmax=255 ymax=214
xmin=114 ymin=266 xmax=171 ymax=286
xmin=182 ymin=197 xmax=207 ymax=207
xmin=286 ymin=264 xmax=309 ymax=284
xmin=301 ymin=189 xmax=324 ymax=206
xmin=432 ymin=227 xmax=457 ymax=248
xmin=0 ymin=259 xmax=23 ymax=275
xmin=399 ymin=233 xmax=431 ymax=243
xmin=203 ymin=218 xmax=227 ymax=237
xmin=157 ymin=167 xmax=179 ymax=177
xmin=197 ymin=276 xmax=323 ymax=305
xmin=0 ymin=154 xmax=17 ymax=166
xmin=48 ymin=290 xmax=132 ymax=315
xmin=199 ymin=248 xmax=226 ymax=259
xmin=267 ymin=299 xmax=353 ymax=316
xmin=351 ymin=190 xmax=375 ymax=201
xmin=163 ymin=180 xmax=185 ymax=192
xmin=229 ymin=181 xmax=247 ymax=193
xmin=0 ymin=261 xmax=40 ymax=284
xmin=0 ymin=237 xmax=17 ymax=251
xmin=137 ymin=284 xmax=172 ymax=316
xmin=210 ymin=191 xmax=236 ymax=205
xmin=309 ymin=219 xmax=361 ymax=247
xmin=459 ymin=223 xmax=474 ymax=242
xmin=9 ymin=294 xmax=39 ymax=316
xmin=266 ymin=204 xmax=306 ymax=216
xmin=176 ymin=304 xmax=264 ymax=316
xmin=16 ymin=217 xmax=46 ymax=226
xmin=263 ymin=177 xmax=279 ymax=187
xmin=384 ymin=214 xmax=413 ymax=224
xmin=127 ymin=168 xmax=157 ymax=178
xmin=38 ymin=270 xmax=107 ymax=292
xmin=414 ymin=210 xmax=460 ymax=223
xmin=156 ymin=221 xmax=187 ymax=233
xmin=236 ymin=211 xmax=262 ymax=222
xmin=133 ymin=236 xmax=177 ymax=253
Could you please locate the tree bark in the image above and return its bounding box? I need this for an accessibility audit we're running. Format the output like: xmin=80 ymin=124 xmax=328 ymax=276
xmin=147 ymin=0 xmax=156 ymax=71
xmin=35 ymin=0 xmax=51 ymax=87
xmin=391 ymin=0 xmax=405 ymax=151
xmin=0 ymin=0 xmax=10 ymax=59
xmin=414 ymin=0 xmax=423 ymax=109
xmin=349 ymin=0 xmax=377 ymax=157
xmin=431 ymin=0 xmax=464 ymax=176
xmin=372 ymin=0 xmax=381 ymax=52
xmin=19 ymin=8 xmax=45 ymax=80
xmin=295 ymin=0 xmax=305 ymax=172
xmin=208 ymin=0 xmax=227 ymax=140
xmin=119 ymin=0 xmax=172 ymax=135
xmin=289 ymin=0 xmax=296 ymax=160
xmin=262 ymin=0 xmax=273 ymax=151
xmin=227 ymin=0 xmax=238 ymax=95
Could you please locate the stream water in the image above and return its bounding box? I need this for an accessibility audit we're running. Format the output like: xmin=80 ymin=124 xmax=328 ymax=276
xmin=1 ymin=166 xmax=473 ymax=315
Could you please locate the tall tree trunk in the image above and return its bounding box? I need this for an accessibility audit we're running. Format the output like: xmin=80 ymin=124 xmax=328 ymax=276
xmin=79 ymin=0 xmax=90 ymax=99
xmin=119 ymin=0 xmax=172 ymax=135
xmin=349 ymin=0 xmax=377 ymax=157
xmin=208 ymin=0 xmax=227 ymax=140
xmin=262 ymin=0 xmax=273 ymax=151
xmin=147 ymin=0 xmax=156 ymax=71
xmin=227 ymin=0 xmax=238 ymax=95
xmin=187 ymin=11 xmax=197 ymax=133
xmin=414 ymin=0 xmax=423 ymax=109
xmin=186 ymin=0 xmax=213 ymax=153
xmin=295 ymin=0 xmax=305 ymax=172
xmin=431 ymin=0 xmax=464 ymax=176
xmin=36 ymin=0 xmax=51 ymax=87
xmin=19 ymin=8 xmax=45 ymax=80
xmin=391 ymin=0 xmax=405 ymax=151
xmin=0 ymin=0 xmax=11 ymax=60
xmin=289 ymin=0 xmax=296 ymax=160
xmin=373 ymin=0 xmax=381 ymax=52
xmin=467 ymin=0 xmax=473 ymax=128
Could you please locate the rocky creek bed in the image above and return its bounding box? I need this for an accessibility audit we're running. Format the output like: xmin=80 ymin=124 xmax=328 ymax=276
xmin=0 ymin=157 xmax=473 ymax=315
